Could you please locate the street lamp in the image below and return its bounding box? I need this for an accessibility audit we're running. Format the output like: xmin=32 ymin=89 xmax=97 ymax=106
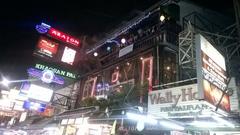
xmin=93 ymin=52 xmax=98 ymax=57
xmin=160 ymin=15 xmax=165 ymax=22
xmin=121 ymin=38 xmax=126 ymax=44
xmin=1 ymin=78 xmax=10 ymax=87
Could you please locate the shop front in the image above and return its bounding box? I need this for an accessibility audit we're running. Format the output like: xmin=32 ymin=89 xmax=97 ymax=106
xmin=59 ymin=117 xmax=112 ymax=135
xmin=148 ymin=83 xmax=239 ymax=134
xmin=54 ymin=106 xmax=113 ymax=135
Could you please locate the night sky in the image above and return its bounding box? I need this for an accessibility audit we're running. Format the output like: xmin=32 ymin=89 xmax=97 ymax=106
xmin=0 ymin=0 xmax=234 ymax=83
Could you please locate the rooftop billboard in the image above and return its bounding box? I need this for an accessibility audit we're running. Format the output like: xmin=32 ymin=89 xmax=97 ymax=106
xmin=195 ymin=34 xmax=230 ymax=112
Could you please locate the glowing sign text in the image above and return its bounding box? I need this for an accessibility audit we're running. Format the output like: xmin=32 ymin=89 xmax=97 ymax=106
xmin=36 ymin=36 xmax=59 ymax=58
xmin=48 ymin=28 xmax=80 ymax=47
xmin=35 ymin=63 xmax=77 ymax=79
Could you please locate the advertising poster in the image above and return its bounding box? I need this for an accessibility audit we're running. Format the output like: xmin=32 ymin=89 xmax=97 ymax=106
xmin=196 ymin=34 xmax=230 ymax=112
xmin=61 ymin=46 xmax=76 ymax=65
xmin=34 ymin=36 xmax=59 ymax=58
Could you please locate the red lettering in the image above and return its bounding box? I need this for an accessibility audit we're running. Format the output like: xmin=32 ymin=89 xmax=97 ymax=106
xmin=51 ymin=30 xmax=57 ymax=35
xmin=61 ymin=34 xmax=66 ymax=39
xmin=66 ymin=36 xmax=70 ymax=42
xmin=48 ymin=28 xmax=80 ymax=47
xmin=74 ymin=40 xmax=79 ymax=45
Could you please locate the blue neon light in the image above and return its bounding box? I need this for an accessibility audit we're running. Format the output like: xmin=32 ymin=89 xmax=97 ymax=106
xmin=27 ymin=68 xmax=64 ymax=85
xmin=23 ymin=101 xmax=46 ymax=112
xmin=35 ymin=22 xmax=51 ymax=34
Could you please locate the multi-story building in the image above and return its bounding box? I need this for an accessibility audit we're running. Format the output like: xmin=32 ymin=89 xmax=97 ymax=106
xmin=43 ymin=0 xmax=240 ymax=135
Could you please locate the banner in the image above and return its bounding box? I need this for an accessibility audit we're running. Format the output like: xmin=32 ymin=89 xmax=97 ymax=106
xmin=195 ymin=34 xmax=230 ymax=112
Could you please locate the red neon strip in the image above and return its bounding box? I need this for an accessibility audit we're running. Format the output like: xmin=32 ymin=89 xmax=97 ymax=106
xmin=48 ymin=28 xmax=80 ymax=47
xmin=141 ymin=57 xmax=153 ymax=92
xmin=111 ymin=71 xmax=119 ymax=83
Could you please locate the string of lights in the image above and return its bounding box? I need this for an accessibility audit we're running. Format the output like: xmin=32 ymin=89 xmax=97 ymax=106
xmin=86 ymin=0 xmax=173 ymax=54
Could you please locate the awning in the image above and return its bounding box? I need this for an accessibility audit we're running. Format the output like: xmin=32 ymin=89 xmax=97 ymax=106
xmin=54 ymin=106 xmax=99 ymax=120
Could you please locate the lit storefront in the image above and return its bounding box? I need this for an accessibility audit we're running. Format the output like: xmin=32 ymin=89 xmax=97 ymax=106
xmin=53 ymin=106 xmax=113 ymax=135
xmin=147 ymin=34 xmax=240 ymax=134
xmin=60 ymin=118 xmax=112 ymax=135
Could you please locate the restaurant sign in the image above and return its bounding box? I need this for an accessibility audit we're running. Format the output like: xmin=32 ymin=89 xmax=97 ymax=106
xmin=148 ymin=84 xmax=223 ymax=118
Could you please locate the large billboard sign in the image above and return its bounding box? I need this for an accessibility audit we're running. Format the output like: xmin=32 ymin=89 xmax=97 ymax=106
xmin=27 ymin=84 xmax=53 ymax=102
xmin=196 ymin=34 xmax=230 ymax=112
xmin=148 ymin=84 xmax=227 ymax=118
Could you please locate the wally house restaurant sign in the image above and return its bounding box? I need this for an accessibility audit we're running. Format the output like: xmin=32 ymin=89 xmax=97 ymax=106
xmin=148 ymin=84 xmax=214 ymax=118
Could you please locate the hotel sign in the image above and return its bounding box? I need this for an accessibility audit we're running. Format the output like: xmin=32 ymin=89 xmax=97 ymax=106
xmin=48 ymin=28 xmax=80 ymax=47
xmin=36 ymin=22 xmax=80 ymax=47
xmin=35 ymin=63 xmax=77 ymax=79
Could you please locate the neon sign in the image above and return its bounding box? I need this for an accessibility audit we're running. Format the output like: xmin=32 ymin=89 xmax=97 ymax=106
xmin=111 ymin=71 xmax=119 ymax=83
xmin=35 ymin=63 xmax=77 ymax=79
xmin=141 ymin=57 xmax=153 ymax=92
xmin=23 ymin=101 xmax=46 ymax=112
xmin=36 ymin=36 xmax=59 ymax=58
xmin=27 ymin=68 xmax=64 ymax=85
xmin=41 ymin=70 xmax=55 ymax=83
xmin=36 ymin=22 xmax=80 ymax=47
xmin=35 ymin=23 xmax=51 ymax=34
xmin=48 ymin=28 xmax=80 ymax=47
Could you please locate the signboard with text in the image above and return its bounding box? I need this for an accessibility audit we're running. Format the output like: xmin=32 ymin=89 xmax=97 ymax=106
xmin=195 ymin=34 xmax=230 ymax=112
xmin=148 ymin=84 xmax=227 ymax=118
xmin=34 ymin=36 xmax=59 ymax=58
xmin=34 ymin=63 xmax=76 ymax=79
xmin=35 ymin=22 xmax=80 ymax=67
xmin=48 ymin=28 xmax=80 ymax=47
xmin=36 ymin=22 xmax=80 ymax=47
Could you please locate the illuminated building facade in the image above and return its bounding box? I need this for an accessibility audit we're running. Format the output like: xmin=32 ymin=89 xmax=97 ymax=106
xmin=76 ymin=6 xmax=181 ymax=107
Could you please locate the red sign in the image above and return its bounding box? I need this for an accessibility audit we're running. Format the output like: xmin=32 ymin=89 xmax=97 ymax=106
xmin=48 ymin=28 xmax=80 ymax=47
xmin=37 ymin=36 xmax=59 ymax=57
xmin=40 ymin=106 xmax=54 ymax=117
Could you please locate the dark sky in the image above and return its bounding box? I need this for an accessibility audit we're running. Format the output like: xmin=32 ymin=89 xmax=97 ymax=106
xmin=0 ymin=0 xmax=234 ymax=82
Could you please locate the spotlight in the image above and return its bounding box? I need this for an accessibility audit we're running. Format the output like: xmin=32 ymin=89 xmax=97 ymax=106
xmin=107 ymin=46 xmax=111 ymax=51
xmin=140 ymin=57 xmax=143 ymax=60
xmin=121 ymin=38 xmax=126 ymax=44
xmin=160 ymin=15 xmax=165 ymax=22
xmin=1 ymin=78 xmax=10 ymax=87
xmin=93 ymin=52 xmax=98 ymax=57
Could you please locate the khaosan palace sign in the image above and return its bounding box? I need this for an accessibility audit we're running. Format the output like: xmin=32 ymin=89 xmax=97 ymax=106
xmin=148 ymin=84 xmax=227 ymax=118
xmin=35 ymin=63 xmax=77 ymax=79
xmin=36 ymin=22 xmax=80 ymax=47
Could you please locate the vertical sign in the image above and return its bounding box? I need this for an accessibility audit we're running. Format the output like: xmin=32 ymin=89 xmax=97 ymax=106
xmin=61 ymin=46 xmax=76 ymax=65
xmin=196 ymin=34 xmax=230 ymax=112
